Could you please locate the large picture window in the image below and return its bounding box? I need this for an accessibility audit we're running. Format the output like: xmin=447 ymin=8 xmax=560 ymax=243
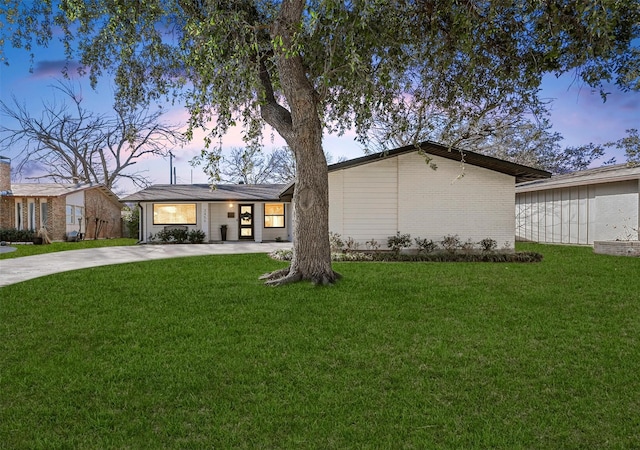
xmin=153 ymin=203 xmax=197 ymax=225
xmin=264 ymin=203 xmax=285 ymax=228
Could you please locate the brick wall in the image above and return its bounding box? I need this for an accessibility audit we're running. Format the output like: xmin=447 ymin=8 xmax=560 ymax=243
xmin=84 ymin=188 xmax=122 ymax=239
xmin=49 ymin=196 xmax=66 ymax=240
xmin=0 ymin=161 xmax=12 ymax=229
xmin=0 ymin=160 xmax=10 ymax=192
xmin=328 ymin=151 xmax=516 ymax=249
xmin=0 ymin=196 xmax=12 ymax=229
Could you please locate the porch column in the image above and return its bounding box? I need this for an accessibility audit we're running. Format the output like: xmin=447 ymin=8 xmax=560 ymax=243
xmin=254 ymin=203 xmax=263 ymax=243
xmin=200 ymin=202 xmax=209 ymax=241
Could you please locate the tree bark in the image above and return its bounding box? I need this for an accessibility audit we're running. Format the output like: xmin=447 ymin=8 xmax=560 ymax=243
xmin=259 ymin=0 xmax=340 ymax=285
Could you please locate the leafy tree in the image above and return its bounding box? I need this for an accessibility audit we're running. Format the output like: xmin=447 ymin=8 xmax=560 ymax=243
xmin=369 ymin=104 xmax=615 ymax=174
xmin=2 ymin=0 xmax=638 ymax=284
xmin=0 ymin=81 xmax=184 ymax=192
xmin=607 ymin=129 xmax=640 ymax=166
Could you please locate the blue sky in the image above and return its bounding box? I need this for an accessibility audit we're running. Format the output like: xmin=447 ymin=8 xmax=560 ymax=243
xmin=1 ymin=39 xmax=639 ymax=195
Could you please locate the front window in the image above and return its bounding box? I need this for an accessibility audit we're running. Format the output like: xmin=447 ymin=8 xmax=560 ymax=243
xmin=16 ymin=202 xmax=23 ymax=230
xmin=28 ymin=200 xmax=36 ymax=230
xmin=264 ymin=203 xmax=285 ymax=228
xmin=153 ymin=203 xmax=197 ymax=225
xmin=41 ymin=202 xmax=48 ymax=228
xmin=66 ymin=205 xmax=84 ymax=226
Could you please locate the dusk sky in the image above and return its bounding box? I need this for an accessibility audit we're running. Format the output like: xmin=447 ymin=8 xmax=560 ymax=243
xmin=1 ymin=36 xmax=639 ymax=195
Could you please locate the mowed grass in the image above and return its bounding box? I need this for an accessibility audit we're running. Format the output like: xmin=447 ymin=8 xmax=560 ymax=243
xmin=1 ymin=244 xmax=639 ymax=448
xmin=0 ymin=238 xmax=138 ymax=259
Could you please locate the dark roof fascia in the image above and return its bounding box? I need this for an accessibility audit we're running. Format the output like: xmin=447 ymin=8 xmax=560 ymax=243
xmin=121 ymin=184 xmax=288 ymax=203
xmin=327 ymin=141 xmax=551 ymax=183
xmin=516 ymin=163 xmax=640 ymax=192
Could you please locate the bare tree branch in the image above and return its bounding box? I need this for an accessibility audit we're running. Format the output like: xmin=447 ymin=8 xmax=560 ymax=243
xmin=0 ymin=80 xmax=186 ymax=190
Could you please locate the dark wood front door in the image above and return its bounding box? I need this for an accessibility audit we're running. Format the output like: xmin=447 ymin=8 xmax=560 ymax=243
xmin=239 ymin=204 xmax=254 ymax=240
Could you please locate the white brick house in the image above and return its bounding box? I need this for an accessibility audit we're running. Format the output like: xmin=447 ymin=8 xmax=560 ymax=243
xmin=284 ymin=142 xmax=551 ymax=249
xmin=124 ymin=142 xmax=549 ymax=247
xmin=122 ymin=184 xmax=293 ymax=243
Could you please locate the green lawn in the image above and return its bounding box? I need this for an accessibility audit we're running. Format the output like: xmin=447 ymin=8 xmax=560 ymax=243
xmin=1 ymin=244 xmax=639 ymax=448
xmin=0 ymin=238 xmax=138 ymax=259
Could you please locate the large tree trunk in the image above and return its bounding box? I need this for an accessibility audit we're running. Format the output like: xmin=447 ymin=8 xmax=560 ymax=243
xmin=261 ymin=117 xmax=340 ymax=286
xmin=259 ymin=0 xmax=340 ymax=286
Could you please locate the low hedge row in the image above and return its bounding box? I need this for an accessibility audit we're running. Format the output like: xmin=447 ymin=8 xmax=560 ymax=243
xmin=270 ymin=249 xmax=543 ymax=263
xmin=0 ymin=228 xmax=37 ymax=242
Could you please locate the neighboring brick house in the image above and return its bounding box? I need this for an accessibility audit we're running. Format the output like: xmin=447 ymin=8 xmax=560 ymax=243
xmin=0 ymin=159 xmax=122 ymax=241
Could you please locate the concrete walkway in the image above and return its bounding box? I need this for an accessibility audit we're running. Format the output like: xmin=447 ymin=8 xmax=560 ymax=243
xmin=0 ymin=242 xmax=292 ymax=287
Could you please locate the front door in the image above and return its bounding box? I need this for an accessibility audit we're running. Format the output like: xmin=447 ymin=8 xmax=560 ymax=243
xmin=239 ymin=204 xmax=254 ymax=240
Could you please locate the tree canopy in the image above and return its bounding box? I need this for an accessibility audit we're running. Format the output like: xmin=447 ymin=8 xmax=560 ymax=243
xmin=368 ymin=106 xmax=617 ymax=174
xmin=2 ymin=0 xmax=639 ymax=284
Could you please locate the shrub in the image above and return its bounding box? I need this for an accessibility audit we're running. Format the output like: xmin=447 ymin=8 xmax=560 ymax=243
xmin=344 ymin=236 xmax=360 ymax=253
xmin=441 ymin=234 xmax=461 ymax=253
xmin=269 ymin=249 xmax=374 ymax=262
xmin=414 ymin=237 xmax=438 ymax=254
xmin=369 ymin=251 xmax=543 ymax=263
xmin=269 ymin=248 xmax=543 ymax=263
xmin=154 ymin=229 xmax=173 ymax=243
xmin=332 ymin=251 xmax=373 ymax=261
xmin=122 ymin=206 xmax=140 ymax=239
xmin=461 ymin=239 xmax=476 ymax=254
xmin=388 ymin=232 xmax=412 ymax=255
xmin=479 ymin=238 xmax=498 ymax=253
xmin=188 ymin=229 xmax=206 ymax=244
xmin=172 ymin=228 xmax=188 ymax=244
xmin=0 ymin=228 xmax=36 ymax=242
xmin=329 ymin=232 xmax=344 ymax=253
xmin=365 ymin=239 xmax=380 ymax=251
xmin=152 ymin=228 xmax=202 ymax=244
xmin=270 ymin=249 xmax=293 ymax=261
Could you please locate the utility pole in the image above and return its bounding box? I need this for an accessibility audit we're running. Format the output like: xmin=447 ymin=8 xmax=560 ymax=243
xmin=169 ymin=152 xmax=174 ymax=184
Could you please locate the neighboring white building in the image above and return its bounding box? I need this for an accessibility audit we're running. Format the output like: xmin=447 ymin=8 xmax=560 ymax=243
xmin=516 ymin=164 xmax=640 ymax=245
xmin=124 ymin=142 xmax=550 ymax=247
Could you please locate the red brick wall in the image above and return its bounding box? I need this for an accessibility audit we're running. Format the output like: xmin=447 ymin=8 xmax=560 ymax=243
xmin=0 ymin=189 xmax=121 ymax=241
xmin=84 ymin=189 xmax=122 ymax=239
xmin=0 ymin=161 xmax=10 ymax=192
xmin=0 ymin=161 xmax=13 ymax=230
xmin=0 ymin=196 xmax=13 ymax=229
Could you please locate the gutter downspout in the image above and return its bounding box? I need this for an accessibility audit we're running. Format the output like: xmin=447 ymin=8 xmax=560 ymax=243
xmin=137 ymin=202 xmax=144 ymax=244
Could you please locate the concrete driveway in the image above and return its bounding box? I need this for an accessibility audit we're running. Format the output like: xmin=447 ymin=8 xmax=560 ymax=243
xmin=0 ymin=242 xmax=291 ymax=287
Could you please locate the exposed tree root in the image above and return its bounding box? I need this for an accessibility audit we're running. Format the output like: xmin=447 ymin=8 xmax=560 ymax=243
xmin=260 ymin=267 xmax=342 ymax=286
xmin=259 ymin=268 xmax=291 ymax=281
xmin=312 ymin=270 xmax=342 ymax=286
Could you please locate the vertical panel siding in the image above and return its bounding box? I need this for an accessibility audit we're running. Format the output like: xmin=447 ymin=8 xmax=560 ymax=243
xmin=516 ymin=179 xmax=638 ymax=244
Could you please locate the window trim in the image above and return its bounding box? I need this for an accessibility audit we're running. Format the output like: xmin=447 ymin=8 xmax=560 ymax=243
xmin=264 ymin=203 xmax=285 ymax=229
xmin=153 ymin=203 xmax=197 ymax=225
